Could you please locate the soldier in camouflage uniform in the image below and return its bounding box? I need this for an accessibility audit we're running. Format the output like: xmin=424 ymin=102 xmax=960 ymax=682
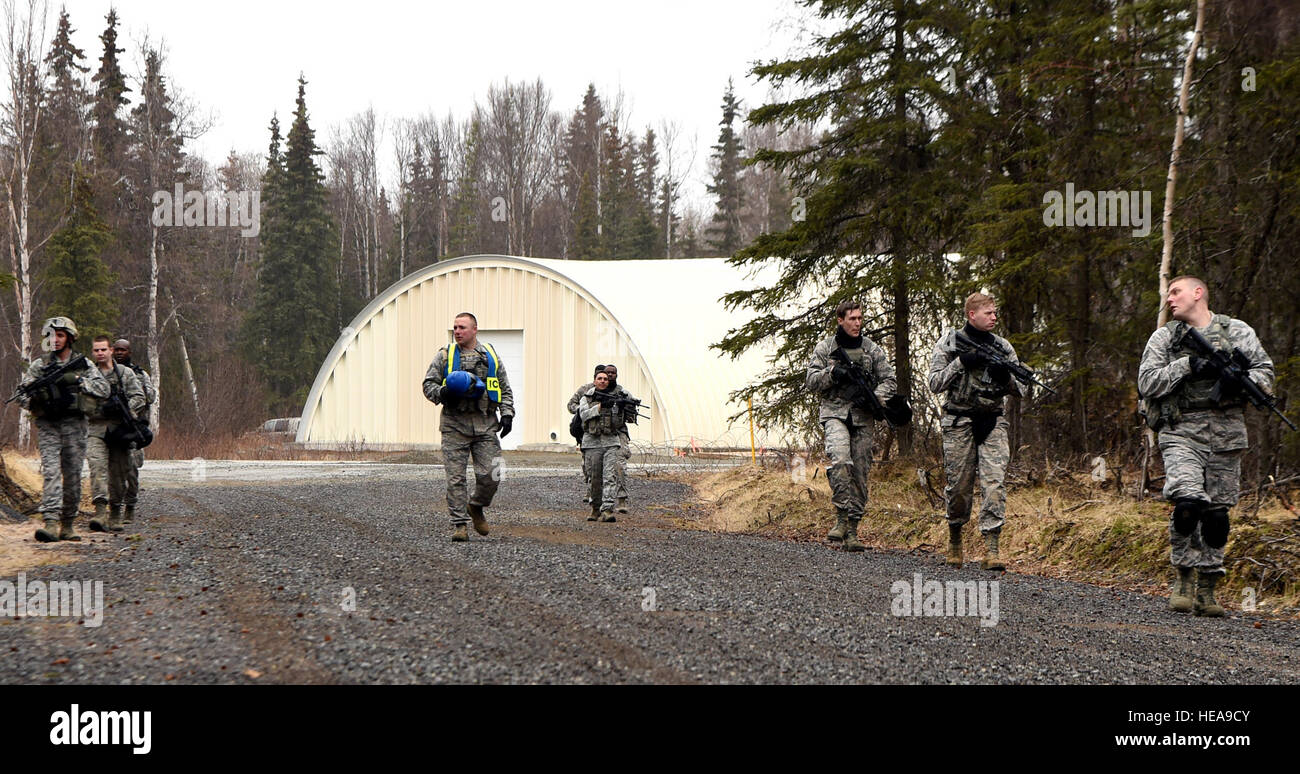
xmin=13 ymin=318 xmax=110 ymax=542
xmin=85 ymin=336 xmax=146 ymax=534
xmin=578 ymin=371 xmax=638 ymax=522
xmin=568 ymin=364 xmax=606 ymax=502
xmin=928 ymin=293 xmax=1026 ymax=570
xmin=806 ymin=300 xmax=898 ymax=552
xmin=422 ymin=312 xmax=515 ymax=542
xmin=1138 ymin=276 xmax=1274 ymax=618
xmin=114 ymin=338 xmax=155 ymax=525
xmin=601 ymin=364 xmax=634 ymax=513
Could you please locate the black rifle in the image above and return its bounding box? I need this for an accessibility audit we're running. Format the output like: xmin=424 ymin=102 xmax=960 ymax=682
xmin=954 ymin=331 xmax=1057 ymax=395
xmin=1183 ymin=327 xmax=1297 ymax=432
xmin=830 ymin=348 xmax=912 ymax=427
xmin=593 ymin=390 xmax=650 ymax=422
xmin=6 ymin=354 xmax=90 ymax=407
xmin=103 ymin=384 xmax=154 ymax=449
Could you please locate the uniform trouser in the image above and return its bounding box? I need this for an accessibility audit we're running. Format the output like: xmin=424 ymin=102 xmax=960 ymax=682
xmin=823 ymin=417 xmax=871 ymax=518
xmin=616 ymin=433 xmax=630 ymax=499
xmin=585 ymin=445 xmax=621 ymax=512
xmin=942 ymin=415 xmax=1009 ymax=534
xmin=86 ymin=426 xmax=133 ymax=507
xmin=442 ymin=425 xmax=501 ymax=525
xmin=1160 ymin=433 xmax=1241 ymax=574
xmin=36 ymin=416 xmax=88 ymax=519
xmin=126 ymin=447 xmax=144 ymax=507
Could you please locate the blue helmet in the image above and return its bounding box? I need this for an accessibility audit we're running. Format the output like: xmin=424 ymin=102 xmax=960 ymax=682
xmin=444 ymin=370 xmax=486 ymax=398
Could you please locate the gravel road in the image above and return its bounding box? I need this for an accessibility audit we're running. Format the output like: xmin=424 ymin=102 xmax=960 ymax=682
xmin=2 ymin=463 xmax=1297 ymax=684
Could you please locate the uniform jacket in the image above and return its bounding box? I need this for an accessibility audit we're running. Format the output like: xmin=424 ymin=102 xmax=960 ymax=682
xmin=927 ymin=326 xmax=1026 ymax=414
xmin=86 ymin=363 xmax=147 ymax=437
xmin=422 ymin=341 xmax=515 ymax=434
xmin=806 ymin=329 xmax=897 ymax=425
xmin=18 ymin=351 xmax=110 ymax=419
xmin=1138 ymin=315 xmax=1273 ymax=452
xmin=578 ymin=385 xmax=636 ymax=449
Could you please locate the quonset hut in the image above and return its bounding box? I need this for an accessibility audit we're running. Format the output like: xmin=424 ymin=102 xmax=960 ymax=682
xmin=296 ymin=254 xmax=781 ymax=451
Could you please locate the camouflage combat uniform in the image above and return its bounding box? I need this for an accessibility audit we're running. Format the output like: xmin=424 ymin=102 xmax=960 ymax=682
xmin=124 ymin=364 xmax=156 ymax=508
xmin=927 ymin=326 xmax=1026 ymax=534
xmin=1138 ymin=314 xmax=1273 ymax=575
xmin=16 ymin=352 xmax=110 ymax=531
xmin=806 ymin=328 xmax=897 ymax=524
xmin=569 ymin=381 xmax=631 ymax=498
xmin=422 ymin=342 xmax=514 ymax=527
xmin=84 ymin=363 xmax=146 ymax=512
xmin=578 ymin=386 xmax=637 ymax=516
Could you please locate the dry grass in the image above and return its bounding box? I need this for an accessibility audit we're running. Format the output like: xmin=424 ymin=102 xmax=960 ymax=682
xmin=681 ymin=460 xmax=1300 ymax=616
xmin=145 ymin=432 xmax=390 ymax=461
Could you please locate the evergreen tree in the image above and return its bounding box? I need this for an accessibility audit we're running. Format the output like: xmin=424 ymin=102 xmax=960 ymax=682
xmin=41 ymin=8 xmax=91 ymax=206
xmin=241 ymin=76 xmax=340 ymax=411
xmin=448 ymin=118 xmax=484 ymax=256
xmin=717 ymin=1 xmax=969 ymax=453
xmin=89 ymin=9 xmax=129 ymax=175
xmin=562 ymin=85 xmax=604 ymax=258
xmin=705 ymin=79 xmax=744 ymax=256
xmin=42 ymin=166 xmax=118 ymax=343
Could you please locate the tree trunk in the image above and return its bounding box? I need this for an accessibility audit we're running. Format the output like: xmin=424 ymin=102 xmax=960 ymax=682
xmin=148 ymin=228 xmax=161 ymax=430
xmin=1157 ymin=0 xmax=1205 ymax=327
xmin=165 ymin=288 xmax=202 ymax=431
xmin=1144 ymin=0 xmax=1204 ymax=496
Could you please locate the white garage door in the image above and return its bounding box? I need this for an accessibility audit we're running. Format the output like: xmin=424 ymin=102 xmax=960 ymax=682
xmin=478 ymin=329 xmax=524 ymax=450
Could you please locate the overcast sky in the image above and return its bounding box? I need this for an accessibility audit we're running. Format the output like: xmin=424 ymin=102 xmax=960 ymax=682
xmin=55 ymin=0 xmax=816 ymax=210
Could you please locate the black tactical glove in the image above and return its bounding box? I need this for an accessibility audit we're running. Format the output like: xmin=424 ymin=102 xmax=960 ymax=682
xmin=831 ymin=363 xmax=853 ymax=384
xmin=1188 ymin=356 xmax=1217 ymax=378
xmin=988 ymin=362 xmax=1011 ymax=384
xmin=959 ymin=351 xmax=988 ymax=370
xmin=58 ymin=371 xmax=80 ymax=385
xmin=499 ymin=414 xmax=513 ymax=438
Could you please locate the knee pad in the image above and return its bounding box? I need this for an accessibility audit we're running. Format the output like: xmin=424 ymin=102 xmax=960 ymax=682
xmin=1201 ymin=506 xmax=1230 ymax=549
xmin=1171 ymin=498 xmax=1203 ymax=536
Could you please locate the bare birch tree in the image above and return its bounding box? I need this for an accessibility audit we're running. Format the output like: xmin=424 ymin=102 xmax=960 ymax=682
xmin=2 ymin=0 xmax=47 ymax=446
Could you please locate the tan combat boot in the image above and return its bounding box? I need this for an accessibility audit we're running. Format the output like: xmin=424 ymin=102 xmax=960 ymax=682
xmin=108 ymin=505 xmax=124 ymax=532
xmin=946 ymin=524 xmax=963 ymax=566
xmin=89 ymin=503 xmax=110 ymax=533
xmin=59 ymin=517 xmax=81 ymax=541
xmin=1169 ymin=567 xmax=1195 ymax=612
xmin=599 ymin=509 xmax=616 ymax=523
xmin=124 ymin=506 xmax=136 ymax=524
xmin=981 ymin=532 xmax=1006 ymax=571
xmin=842 ymin=519 xmax=865 ymax=552
xmin=826 ymin=513 xmax=849 ymax=542
xmin=467 ymin=503 xmax=489 ymax=536
xmin=450 ymin=524 xmax=468 ymax=542
xmin=1194 ymin=572 xmax=1225 ymax=618
xmin=35 ymin=518 xmax=60 ymax=543
xmin=588 ymin=502 xmax=600 ymax=521
xmin=616 ymin=497 xmax=629 ymax=514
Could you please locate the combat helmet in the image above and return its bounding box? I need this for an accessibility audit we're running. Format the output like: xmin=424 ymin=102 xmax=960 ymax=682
xmin=40 ymin=316 xmax=79 ymax=352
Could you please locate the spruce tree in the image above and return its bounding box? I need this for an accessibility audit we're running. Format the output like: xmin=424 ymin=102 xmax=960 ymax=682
xmin=89 ymin=9 xmax=129 ymax=175
xmin=716 ymin=1 xmax=969 ymax=453
xmin=705 ymin=79 xmax=744 ymax=256
xmin=241 ymin=77 xmax=340 ymax=411
xmin=42 ymin=167 xmax=118 ymax=343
